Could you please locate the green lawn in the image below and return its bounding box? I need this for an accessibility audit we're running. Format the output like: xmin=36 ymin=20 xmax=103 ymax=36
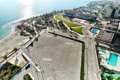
xmin=23 ymin=74 xmax=33 ymax=80
xmin=71 ymin=27 xmax=83 ymax=35
xmin=55 ymin=13 xmax=80 ymax=27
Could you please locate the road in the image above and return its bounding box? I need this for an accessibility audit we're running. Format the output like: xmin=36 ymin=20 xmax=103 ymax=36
xmin=55 ymin=15 xmax=101 ymax=80
xmin=13 ymin=62 xmax=42 ymax=80
xmin=82 ymin=26 xmax=101 ymax=80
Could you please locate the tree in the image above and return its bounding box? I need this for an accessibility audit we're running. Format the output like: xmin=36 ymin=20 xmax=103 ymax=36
xmin=106 ymin=76 xmax=113 ymax=80
xmin=117 ymin=77 xmax=120 ymax=80
xmin=14 ymin=48 xmax=18 ymax=52
xmin=23 ymin=74 xmax=32 ymax=80
xmin=3 ymin=55 xmax=7 ymax=59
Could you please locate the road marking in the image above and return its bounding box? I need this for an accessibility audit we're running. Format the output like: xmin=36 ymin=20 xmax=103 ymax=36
xmin=65 ymin=42 xmax=73 ymax=45
xmin=46 ymin=34 xmax=52 ymax=37
xmin=42 ymin=58 xmax=52 ymax=62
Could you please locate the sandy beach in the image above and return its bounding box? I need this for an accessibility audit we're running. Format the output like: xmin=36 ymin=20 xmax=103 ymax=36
xmin=0 ymin=22 xmax=29 ymax=60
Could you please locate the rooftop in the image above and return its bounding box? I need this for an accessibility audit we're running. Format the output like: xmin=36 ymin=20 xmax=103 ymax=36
xmin=97 ymin=30 xmax=115 ymax=43
xmin=64 ymin=10 xmax=96 ymax=17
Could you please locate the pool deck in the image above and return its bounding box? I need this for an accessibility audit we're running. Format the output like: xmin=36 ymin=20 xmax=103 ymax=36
xmin=99 ymin=48 xmax=120 ymax=72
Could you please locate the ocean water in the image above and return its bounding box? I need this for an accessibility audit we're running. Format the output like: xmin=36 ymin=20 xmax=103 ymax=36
xmin=0 ymin=0 xmax=97 ymax=40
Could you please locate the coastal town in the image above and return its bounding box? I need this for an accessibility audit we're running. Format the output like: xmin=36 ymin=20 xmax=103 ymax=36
xmin=0 ymin=0 xmax=120 ymax=80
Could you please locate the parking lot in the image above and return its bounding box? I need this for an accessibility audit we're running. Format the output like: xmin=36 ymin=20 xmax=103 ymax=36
xmin=25 ymin=31 xmax=82 ymax=80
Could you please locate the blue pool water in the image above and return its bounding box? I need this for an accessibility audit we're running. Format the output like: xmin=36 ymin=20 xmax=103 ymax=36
xmin=92 ymin=29 xmax=98 ymax=33
xmin=93 ymin=33 xmax=97 ymax=36
xmin=107 ymin=53 xmax=118 ymax=67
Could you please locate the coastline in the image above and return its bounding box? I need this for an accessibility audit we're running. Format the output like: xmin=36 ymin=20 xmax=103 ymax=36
xmin=0 ymin=12 xmax=45 ymax=59
xmin=0 ymin=22 xmax=29 ymax=58
xmin=0 ymin=13 xmax=44 ymax=43
xmin=0 ymin=24 xmax=15 ymax=44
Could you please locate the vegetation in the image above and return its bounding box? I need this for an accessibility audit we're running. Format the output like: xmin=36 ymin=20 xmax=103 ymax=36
xmin=71 ymin=27 xmax=83 ymax=35
xmin=96 ymin=43 xmax=117 ymax=80
xmin=14 ymin=48 xmax=18 ymax=52
xmin=117 ymin=77 xmax=120 ymax=80
xmin=80 ymin=42 xmax=85 ymax=80
xmin=101 ymin=75 xmax=106 ymax=80
xmin=106 ymin=75 xmax=113 ymax=80
xmin=111 ymin=9 xmax=116 ymax=18
xmin=117 ymin=29 xmax=120 ymax=32
xmin=55 ymin=13 xmax=80 ymax=27
xmin=55 ymin=13 xmax=83 ymax=35
xmin=2 ymin=48 xmax=18 ymax=60
xmin=0 ymin=62 xmax=21 ymax=80
xmin=23 ymin=74 xmax=33 ymax=80
xmin=26 ymin=28 xmax=36 ymax=36
xmin=3 ymin=55 xmax=7 ymax=59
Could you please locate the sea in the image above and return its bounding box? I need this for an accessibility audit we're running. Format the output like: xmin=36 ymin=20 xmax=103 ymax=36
xmin=0 ymin=0 xmax=97 ymax=40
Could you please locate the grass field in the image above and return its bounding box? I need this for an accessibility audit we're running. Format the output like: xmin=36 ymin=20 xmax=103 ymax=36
xmin=55 ymin=13 xmax=83 ymax=35
xmin=71 ymin=27 xmax=83 ymax=35
xmin=55 ymin=13 xmax=80 ymax=27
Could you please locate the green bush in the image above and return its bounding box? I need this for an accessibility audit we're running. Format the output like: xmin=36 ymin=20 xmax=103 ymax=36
xmin=80 ymin=42 xmax=85 ymax=80
xmin=23 ymin=74 xmax=33 ymax=80
xmin=117 ymin=77 xmax=120 ymax=80
xmin=71 ymin=27 xmax=83 ymax=35
xmin=0 ymin=62 xmax=21 ymax=80
xmin=101 ymin=75 xmax=106 ymax=80
xmin=106 ymin=76 xmax=113 ymax=80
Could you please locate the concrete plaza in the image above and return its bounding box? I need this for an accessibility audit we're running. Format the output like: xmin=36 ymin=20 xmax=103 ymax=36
xmin=24 ymin=32 xmax=82 ymax=80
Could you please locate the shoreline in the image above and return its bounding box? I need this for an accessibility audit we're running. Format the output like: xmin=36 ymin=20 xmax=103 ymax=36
xmin=0 ymin=13 xmax=44 ymax=44
xmin=0 ymin=12 xmax=46 ymax=58
xmin=0 ymin=24 xmax=15 ymax=44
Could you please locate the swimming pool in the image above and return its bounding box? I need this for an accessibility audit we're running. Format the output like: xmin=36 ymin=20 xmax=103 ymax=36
xmin=107 ymin=53 xmax=118 ymax=67
xmin=93 ymin=33 xmax=97 ymax=36
xmin=92 ymin=29 xmax=98 ymax=33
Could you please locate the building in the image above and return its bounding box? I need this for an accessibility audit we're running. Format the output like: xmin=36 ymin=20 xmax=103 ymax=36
xmin=105 ymin=25 xmax=118 ymax=31
xmin=64 ymin=10 xmax=96 ymax=21
xmin=97 ymin=30 xmax=115 ymax=43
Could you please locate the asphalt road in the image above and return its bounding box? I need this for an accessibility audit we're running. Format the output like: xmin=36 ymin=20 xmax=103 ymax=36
xmin=13 ymin=63 xmax=42 ymax=80
xmin=82 ymin=26 xmax=101 ymax=80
